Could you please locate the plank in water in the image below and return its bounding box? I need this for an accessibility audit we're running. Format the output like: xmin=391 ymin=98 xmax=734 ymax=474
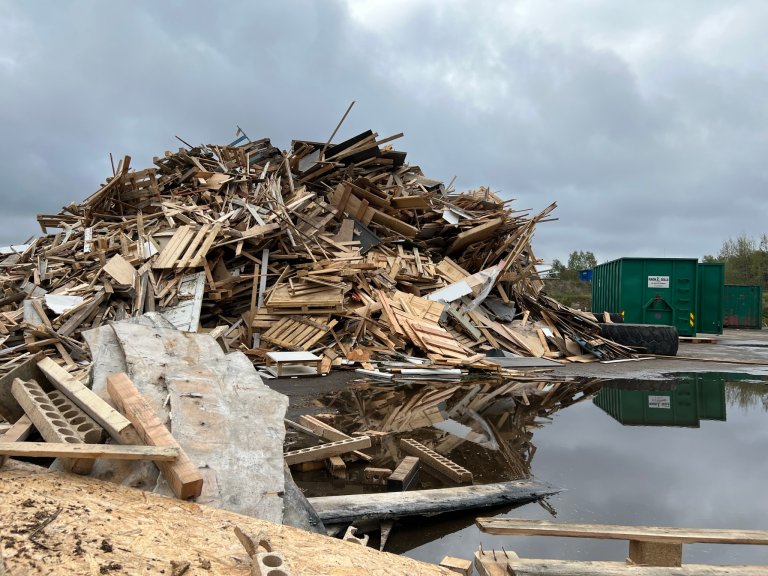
xmin=107 ymin=372 xmax=203 ymax=499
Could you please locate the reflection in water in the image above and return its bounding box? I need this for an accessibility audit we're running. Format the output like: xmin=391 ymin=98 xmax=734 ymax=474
xmin=291 ymin=372 xmax=768 ymax=563
xmin=593 ymin=373 xmax=727 ymax=427
xmin=593 ymin=372 xmax=768 ymax=427
xmin=293 ymin=376 xmax=604 ymax=496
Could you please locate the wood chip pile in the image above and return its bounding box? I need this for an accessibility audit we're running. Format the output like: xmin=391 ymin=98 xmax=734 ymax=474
xmin=0 ymin=128 xmax=634 ymax=379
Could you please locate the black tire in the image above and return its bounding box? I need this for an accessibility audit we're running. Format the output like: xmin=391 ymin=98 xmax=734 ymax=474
xmin=593 ymin=312 xmax=624 ymax=324
xmin=599 ymin=323 xmax=679 ymax=356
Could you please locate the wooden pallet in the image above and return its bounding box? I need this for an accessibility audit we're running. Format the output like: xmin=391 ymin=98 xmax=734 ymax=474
xmin=153 ymin=223 xmax=221 ymax=270
xmin=262 ymin=316 xmax=337 ymax=351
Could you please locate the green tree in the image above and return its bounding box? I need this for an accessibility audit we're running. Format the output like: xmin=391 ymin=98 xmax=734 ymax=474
xmin=567 ymin=250 xmax=597 ymax=272
xmin=715 ymin=233 xmax=768 ymax=287
xmin=549 ymin=251 xmax=597 ymax=280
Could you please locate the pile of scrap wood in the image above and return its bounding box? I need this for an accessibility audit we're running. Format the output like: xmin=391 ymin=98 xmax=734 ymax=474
xmin=0 ymin=126 xmax=634 ymax=382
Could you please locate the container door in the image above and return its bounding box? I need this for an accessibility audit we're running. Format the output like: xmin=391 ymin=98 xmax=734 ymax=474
xmin=696 ymin=263 xmax=724 ymax=335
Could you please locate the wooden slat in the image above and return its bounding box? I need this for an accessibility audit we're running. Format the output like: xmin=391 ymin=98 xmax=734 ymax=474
xmin=283 ymin=436 xmax=371 ymax=465
xmin=107 ymin=372 xmax=203 ymax=499
xmin=0 ymin=441 xmax=180 ymax=461
xmin=474 ymin=518 xmax=768 ymax=545
xmin=37 ymin=357 xmax=133 ymax=442
xmin=401 ymin=438 xmax=472 ymax=483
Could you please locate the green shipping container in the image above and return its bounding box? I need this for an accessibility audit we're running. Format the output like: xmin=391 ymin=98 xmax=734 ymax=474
xmin=723 ymin=285 xmax=764 ymax=329
xmin=592 ymin=257 xmax=698 ymax=336
xmin=696 ymin=263 xmax=724 ymax=334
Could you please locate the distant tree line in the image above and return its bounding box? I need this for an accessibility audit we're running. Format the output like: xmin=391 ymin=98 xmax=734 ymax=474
xmin=549 ymin=250 xmax=597 ymax=281
xmin=703 ymin=233 xmax=768 ymax=288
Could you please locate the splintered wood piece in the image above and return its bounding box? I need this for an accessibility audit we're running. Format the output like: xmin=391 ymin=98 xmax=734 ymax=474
xmin=37 ymin=357 xmax=132 ymax=443
xmin=106 ymin=372 xmax=203 ymax=499
xmin=0 ymin=442 xmax=180 ymax=461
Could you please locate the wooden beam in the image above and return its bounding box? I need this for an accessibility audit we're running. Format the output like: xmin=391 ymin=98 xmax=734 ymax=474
xmin=0 ymin=442 xmax=180 ymax=461
xmin=629 ymin=540 xmax=682 ymax=567
xmin=309 ymin=479 xmax=559 ymax=524
xmin=37 ymin=357 xmax=133 ymax=442
xmin=107 ymin=373 xmax=203 ymax=499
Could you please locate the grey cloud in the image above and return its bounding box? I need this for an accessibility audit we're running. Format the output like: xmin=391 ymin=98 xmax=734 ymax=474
xmin=0 ymin=0 xmax=766 ymax=265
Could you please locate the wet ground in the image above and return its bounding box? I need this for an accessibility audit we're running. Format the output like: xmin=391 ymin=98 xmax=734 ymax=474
xmin=269 ymin=328 xmax=768 ymax=566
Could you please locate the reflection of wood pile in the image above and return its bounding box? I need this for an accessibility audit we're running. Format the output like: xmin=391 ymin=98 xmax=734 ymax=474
xmin=0 ymin=125 xmax=634 ymax=386
xmin=316 ymin=377 xmax=605 ymax=484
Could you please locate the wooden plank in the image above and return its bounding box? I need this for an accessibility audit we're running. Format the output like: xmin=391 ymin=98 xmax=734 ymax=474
xmin=37 ymin=357 xmax=133 ymax=442
xmin=371 ymin=209 xmax=419 ymax=238
xmin=401 ymin=438 xmax=473 ymax=483
xmin=447 ymin=217 xmax=503 ymax=254
xmin=0 ymin=442 xmax=180 ymax=461
xmin=283 ymin=436 xmax=371 ymax=465
xmin=474 ymin=518 xmax=768 ymax=545
xmin=107 ymin=372 xmax=203 ymax=499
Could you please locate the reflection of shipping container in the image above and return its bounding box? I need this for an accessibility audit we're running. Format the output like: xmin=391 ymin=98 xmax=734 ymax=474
xmin=592 ymin=258 xmax=698 ymax=336
xmin=723 ymin=285 xmax=763 ymax=329
xmin=593 ymin=375 xmax=726 ymax=427
xmin=696 ymin=262 xmax=724 ymax=334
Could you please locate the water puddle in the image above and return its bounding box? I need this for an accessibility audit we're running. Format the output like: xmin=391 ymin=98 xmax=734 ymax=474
xmin=289 ymin=372 xmax=768 ymax=566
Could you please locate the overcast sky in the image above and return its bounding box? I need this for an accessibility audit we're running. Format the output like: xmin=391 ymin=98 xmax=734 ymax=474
xmin=1 ymin=1 xmax=766 ymax=265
